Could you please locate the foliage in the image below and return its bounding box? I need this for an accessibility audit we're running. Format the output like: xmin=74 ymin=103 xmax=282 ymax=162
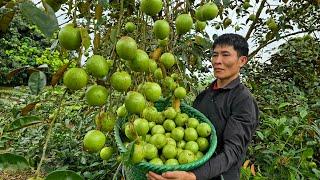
xmin=0 ymin=87 xmax=121 ymax=179
xmin=242 ymin=36 xmax=320 ymax=179
xmin=0 ymin=9 xmax=68 ymax=86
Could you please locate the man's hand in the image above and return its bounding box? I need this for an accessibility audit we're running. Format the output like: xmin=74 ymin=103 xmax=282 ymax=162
xmin=147 ymin=171 xmax=196 ymax=180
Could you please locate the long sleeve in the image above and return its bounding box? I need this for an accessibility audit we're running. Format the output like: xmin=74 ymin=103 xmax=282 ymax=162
xmin=192 ymin=93 xmax=259 ymax=180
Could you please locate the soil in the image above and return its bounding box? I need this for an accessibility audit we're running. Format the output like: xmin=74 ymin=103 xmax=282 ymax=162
xmin=0 ymin=170 xmax=45 ymax=180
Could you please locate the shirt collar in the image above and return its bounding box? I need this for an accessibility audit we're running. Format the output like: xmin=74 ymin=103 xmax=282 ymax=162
xmin=211 ymin=77 xmax=240 ymax=90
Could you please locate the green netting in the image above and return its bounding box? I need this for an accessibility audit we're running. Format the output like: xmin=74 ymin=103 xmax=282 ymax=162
xmin=114 ymin=100 xmax=217 ymax=180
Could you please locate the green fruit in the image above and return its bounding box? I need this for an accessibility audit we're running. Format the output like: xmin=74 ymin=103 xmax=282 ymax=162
xmin=86 ymin=55 xmax=109 ymax=78
xmin=249 ymin=14 xmax=256 ymax=21
xmin=58 ymin=24 xmax=82 ymax=50
xmin=63 ymin=68 xmax=88 ymax=90
xmin=178 ymin=150 xmax=195 ymax=164
xmin=142 ymin=82 xmax=162 ymax=102
xmin=100 ymin=146 xmax=113 ymax=161
xmin=117 ymin=105 xmax=128 ymax=117
xmin=149 ymin=157 xmax=163 ymax=165
xmin=184 ymin=128 xmax=198 ymax=142
xmin=175 ymin=14 xmax=193 ymax=35
xmin=134 ymin=118 xmax=149 ymax=136
xmin=164 ymin=76 xmax=177 ymax=90
xmin=175 ymin=113 xmax=189 ymax=127
xmin=130 ymin=49 xmax=150 ymax=72
xmin=116 ymin=36 xmax=137 ymax=60
xmin=166 ymin=137 xmax=176 ymax=146
xmin=95 ymin=112 xmax=116 ymax=132
xmin=174 ymin=87 xmax=187 ymax=99
xmin=140 ymin=0 xmax=163 ymax=16
xmin=83 ymin=130 xmax=106 ymax=153
xmin=158 ymin=38 xmax=169 ymax=47
xmin=195 ymin=20 xmax=206 ymax=32
xmin=125 ymin=91 xmax=146 ymax=114
xmin=125 ymin=124 xmax=137 ymax=140
xmin=243 ymin=2 xmax=250 ymax=9
xmin=125 ymin=22 xmax=136 ymax=32
xmin=163 ymin=107 xmax=177 ymax=119
xmin=162 ymin=144 xmax=177 ymax=159
xmin=151 ymin=125 xmax=165 ymax=135
xmin=148 ymin=122 xmax=156 ymax=130
xmin=196 ymin=151 xmax=204 ymax=160
xmin=195 ymin=6 xmax=205 ymax=21
xmin=186 ymin=118 xmax=199 ymax=128
xmin=177 ymin=140 xmax=186 ymax=149
xmin=202 ymin=3 xmax=219 ymax=20
xmin=266 ymin=18 xmax=278 ymax=31
xmin=160 ymin=52 xmax=175 ymax=69
xmin=110 ymin=71 xmax=132 ymax=92
xmin=153 ymin=20 xmax=170 ymax=40
xmin=185 ymin=141 xmax=199 ymax=154
xmin=131 ymin=144 xmax=144 ymax=164
xmin=143 ymin=143 xmax=158 ymax=160
xmin=197 ymin=137 xmax=209 ymax=152
xmin=142 ymin=106 xmax=159 ymax=122
xmin=197 ymin=123 xmax=212 ymax=137
xmin=163 ymin=119 xmax=176 ymax=132
xmin=147 ymin=59 xmax=158 ymax=73
xmin=85 ymin=85 xmax=108 ymax=106
xmin=171 ymin=127 xmax=184 ymax=142
xmin=165 ymin=159 xmax=179 ymax=165
xmin=154 ymin=68 xmax=163 ymax=79
xmin=150 ymin=134 xmax=167 ymax=149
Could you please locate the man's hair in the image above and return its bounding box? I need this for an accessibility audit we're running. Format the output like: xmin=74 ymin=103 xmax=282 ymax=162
xmin=212 ymin=33 xmax=249 ymax=57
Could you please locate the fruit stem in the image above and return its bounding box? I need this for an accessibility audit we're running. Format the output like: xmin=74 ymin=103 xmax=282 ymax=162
xmin=35 ymin=90 xmax=67 ymax=177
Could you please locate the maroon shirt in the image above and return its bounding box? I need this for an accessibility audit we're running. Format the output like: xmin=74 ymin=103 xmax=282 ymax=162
xmin=192 ymin=77 xmax=259 ymax=180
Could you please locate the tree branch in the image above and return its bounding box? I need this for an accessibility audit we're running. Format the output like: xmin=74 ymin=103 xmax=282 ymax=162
xmin=248 ymin=29 xmax=320 ymax=60
xmin=245 ymin=0 xmax=267 ymax=40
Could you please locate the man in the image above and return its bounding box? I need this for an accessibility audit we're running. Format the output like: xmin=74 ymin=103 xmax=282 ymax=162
xmin=147 ymin=33 xmax=260 ymax=180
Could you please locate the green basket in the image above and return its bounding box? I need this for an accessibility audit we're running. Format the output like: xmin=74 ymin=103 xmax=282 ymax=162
xmin=114 ymin=100 xmax=217 ymax=180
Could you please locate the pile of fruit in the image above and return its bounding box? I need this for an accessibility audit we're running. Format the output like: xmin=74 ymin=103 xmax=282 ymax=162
xmin=58 ymin=0 xmax=218 ymax=168
xmin=120 ymin=103 xmax=212 ymax=166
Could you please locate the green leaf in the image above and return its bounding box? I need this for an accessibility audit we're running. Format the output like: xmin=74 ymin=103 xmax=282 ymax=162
xmin=28 ymin=71 xmax=47 ymax=95
xmin=278 ymin=102 xmax=290 ymax=109
xmin=20 ymin=2 xmax=58 ymax=37
xmin=299 ymin=108 xmax=308 ymax=119
xmin=222 ymin=0 xmax=231 ymax=7
xmin=80 ymin=27 xmax=91 ymax=50
xmin=302 ymin=148 xmax=313 ymax=159
xmin=256 ymin=131 xmax=264 ymax=140
xmin=0 ymin=153 xmax=30 ymax=171
xmin=45 ymin=170 xmax=84 ymax=180
xmin=5 ymin=116 xmax=42 ymax=132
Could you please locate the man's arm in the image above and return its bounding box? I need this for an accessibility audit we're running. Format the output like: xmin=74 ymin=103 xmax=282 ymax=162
xmin=192 ymin=94 xmax=259 ymax=179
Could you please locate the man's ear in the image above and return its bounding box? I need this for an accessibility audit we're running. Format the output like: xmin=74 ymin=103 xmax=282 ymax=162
xmin=239 ymin=56 xmax=248 ymax=67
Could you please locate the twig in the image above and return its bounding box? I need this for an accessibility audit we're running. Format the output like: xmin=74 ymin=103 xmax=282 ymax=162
xmin=245 ymin=0 xmax=267 ymax=40
xmin=35 ymin=90 xmax=67 ymax=177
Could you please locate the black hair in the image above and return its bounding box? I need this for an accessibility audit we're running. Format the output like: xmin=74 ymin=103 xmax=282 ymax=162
xmin=212 ymin=33 xmax=249 ymax=57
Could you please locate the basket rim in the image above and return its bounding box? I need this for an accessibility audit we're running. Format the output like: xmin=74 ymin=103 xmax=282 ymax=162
xmin=114 ymin=100 xmax=217 ymax=172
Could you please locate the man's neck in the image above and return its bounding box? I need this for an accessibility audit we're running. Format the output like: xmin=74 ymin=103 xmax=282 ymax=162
xmin=216 ymin=75 xmax=239 ymax=88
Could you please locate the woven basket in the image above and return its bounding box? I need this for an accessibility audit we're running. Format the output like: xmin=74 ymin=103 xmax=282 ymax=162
xmin=114 ymin=100 xmax=217 ymax=180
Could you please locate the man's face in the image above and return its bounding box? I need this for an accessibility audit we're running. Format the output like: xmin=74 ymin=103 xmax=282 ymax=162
xmin=211 ymin=45 xmax=247 ymax=82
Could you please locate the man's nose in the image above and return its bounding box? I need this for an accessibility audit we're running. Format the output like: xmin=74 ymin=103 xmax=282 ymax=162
xmin=212 ymin=55 xmax=222 ymax=64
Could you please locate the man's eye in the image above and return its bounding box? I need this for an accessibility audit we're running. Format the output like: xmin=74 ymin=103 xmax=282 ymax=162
xmin=223 ymin=54 xmax=230 ymax=56
xmin=212 ymin=54 xmax=218 ymax=57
